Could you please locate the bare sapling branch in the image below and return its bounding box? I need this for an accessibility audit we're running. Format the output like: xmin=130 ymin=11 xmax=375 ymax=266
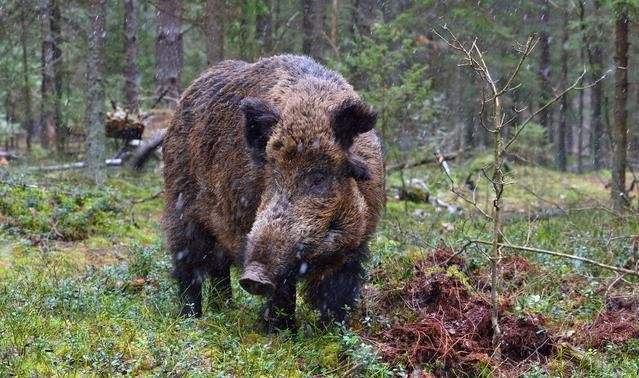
xmin=434 ymin=25 xmax=614 ymax=363
xmin=433 ymin=29 xmax=541 ymax=361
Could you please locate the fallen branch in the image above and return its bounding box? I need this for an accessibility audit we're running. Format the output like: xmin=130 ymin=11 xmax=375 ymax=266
xmin=470 ymin=239 xmax=639 ymax=276
xmin=0 ymin=150 xmax=20 ymax=161
xmin=502 ymin=207 xmax=567 ymax=223
xmin=29 ymin=159 xmax=123 ymax=172
xmin=386 ymin=151 xmax=458 ymax=173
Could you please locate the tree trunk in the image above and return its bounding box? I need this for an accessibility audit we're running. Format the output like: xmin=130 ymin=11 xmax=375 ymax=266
xmin=238 ymin=0 xmax=253 ymax=60
xmin=20 ymin=3 xmax=34 ymax=151
xmin=556 ymin=7 xmax=569 ymax=171
xmin=328 ymin=0 xmax=339 ymax=58
xmin=591 ymin=50 xmax=604 ymax=169
xmin=464 ymin=107 xmax=475 ymax=152
xmin=352 ymin=0 xmax=375 ymax=36
xmin=611 ymin=9 xmax=629 ymax=211
xmin=256 ymin=0 xmax=274 ymax=56
xmin=301 ymin=0 xmax=326 ymax=60
xmin=588 ymin=1 xmax=605 ymax=170
xmin=155 ymin=0 xmax=183 ymax=108
xmin=85 ymin=0 xmax=107 ymax=184
xmin=538 ymin=1 xmax=553 ymax=144
xmin=205 ymin=0 xmax=224 ymax=65
xmin=51 ymin=0 xmax=64 ymax=154
xmin=123 ymin=0 xmax=140 ymax=114
xmin=577 ymin=56 xmax=585 ymax=173
xmin=40 ymin=0 xmax=58 ymax=149
xmin=577 ymin=2 xmax=587 ymax=173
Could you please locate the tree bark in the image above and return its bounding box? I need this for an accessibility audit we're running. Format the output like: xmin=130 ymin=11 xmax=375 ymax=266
xmin=51 ymin=0 xmax=64 ymax=154
xmin=238 ymin=0 xmax=252 ymax=60
xmin=155 ymin=0 xmax=182 ymax=108
xmin=205 ymin=0 xmax=224 ymax=65
xmin=611 ymin=9 xmax=629 ymax=211
xmin=328 ymin=0 xmax=339 ymax=58
xmin=20 ymin=2 xmax=34 ymax=151
xmin=556 ymin=7 xmax=569 ymax=171
xmin=123 ymin=0 xmax=140 ymax=114
xmin=588 ymin=1 xmax=605 ymax=170
xmin=40 ymin=0 xmax=58 ymax=149
xmin=538 ymin=1 xmax=553 ymax=144
xmin=577 ymin=2 xmax=587 ymax=173
xmin=301 ymin=0 xmax=326 ymax=60
xmin=85 ymin=0 xmax=107 ymax=184
xmin=352 ymin=0 xmax=375 ymax=36
xmin=591 ymin=48 xmax=604 ymax=169
xmin=256 ymin=0 xmax=274 ymax=56
xmin=577 ymin=58 xmax=585 ymax=173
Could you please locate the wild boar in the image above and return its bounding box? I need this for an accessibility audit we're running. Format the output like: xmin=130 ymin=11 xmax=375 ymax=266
xmin=137 ymin=55 xmax=385 ymax=331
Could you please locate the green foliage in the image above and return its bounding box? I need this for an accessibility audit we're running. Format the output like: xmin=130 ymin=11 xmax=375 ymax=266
xmin=0 ymin=181 xmax=123 ymax=240
xmin=339 ymin=330 xmax=396 ymax=376
xmin=333 ymin=11 xmax=439 ymax=159
xmin=508 ymin=122 xmax=552 ymax=163
xmin=0 ymin=164 xmax=638 ymax=375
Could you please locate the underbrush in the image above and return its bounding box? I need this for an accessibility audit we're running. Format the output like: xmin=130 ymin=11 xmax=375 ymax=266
xmin=0 ymin=181 xmax=124 ymax=240
xmin=1 ymin=162 xmax=638 ymax=376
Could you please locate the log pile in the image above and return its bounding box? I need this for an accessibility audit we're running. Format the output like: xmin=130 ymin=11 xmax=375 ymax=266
xmin=0 ymin=150 xmax=19 ymax=166
xmin=106 ymin=107 xmax=145 ymax=140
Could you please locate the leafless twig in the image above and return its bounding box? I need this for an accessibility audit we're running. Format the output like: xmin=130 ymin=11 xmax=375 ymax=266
xmin=470 ymin=239 xmax=639 ymax=276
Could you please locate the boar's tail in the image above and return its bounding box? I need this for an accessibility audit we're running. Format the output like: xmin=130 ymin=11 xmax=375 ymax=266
xmin=131 ymin=129 xmax=166 ymax=171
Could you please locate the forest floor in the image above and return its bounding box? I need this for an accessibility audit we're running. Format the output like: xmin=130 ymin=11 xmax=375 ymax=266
xmin=0 ymin=155 xmax=638 ymax=376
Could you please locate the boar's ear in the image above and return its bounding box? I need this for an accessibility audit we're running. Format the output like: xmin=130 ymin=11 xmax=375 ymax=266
xmin=331 ymin=98 xmax=377 ymax=150
xmin=241 ymin=97 xmax=280 ymax=164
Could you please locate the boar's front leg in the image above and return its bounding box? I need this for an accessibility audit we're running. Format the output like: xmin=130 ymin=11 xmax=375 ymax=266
xmin=263 ymin=275 xmax=297 ymax=332
xmin=306 ymin=244 xmax=367 ymax=325
xmin=167 ymin=214 xmax=218 ymax=317
xmin=207 ymin=254 xmax=232 ymax=310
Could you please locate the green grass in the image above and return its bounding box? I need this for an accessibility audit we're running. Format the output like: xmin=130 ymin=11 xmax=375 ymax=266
xmin=1 ymin=159 xmax=638 ymax=376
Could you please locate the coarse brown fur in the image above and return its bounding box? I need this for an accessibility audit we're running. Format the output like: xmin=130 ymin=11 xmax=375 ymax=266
xmin=160 ymin=55 xmax=384 ymax=330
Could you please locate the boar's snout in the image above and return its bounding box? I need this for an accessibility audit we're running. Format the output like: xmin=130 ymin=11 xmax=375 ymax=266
xmin=239 ymin=263 xmax=275 ymax=296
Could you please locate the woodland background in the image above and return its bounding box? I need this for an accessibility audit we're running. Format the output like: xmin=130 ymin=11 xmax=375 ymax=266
xmin=1 ymin=0 xmax=639 ymax=376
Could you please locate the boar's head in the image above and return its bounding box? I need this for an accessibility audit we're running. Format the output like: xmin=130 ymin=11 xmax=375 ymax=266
xmin=238 ymin=93 xmax=377 ymax=296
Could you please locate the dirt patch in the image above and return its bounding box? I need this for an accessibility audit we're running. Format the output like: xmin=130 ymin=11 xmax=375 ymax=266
xmin=53 ymin=240 xmax=127 ymax=268
xmin=360 ymin=247 xmax=465 ymax=321
xmin=501 ymin=314 xmax=552 ymax=361
xmin=364 ymin=256 xmax=553 ymax=374
xmin=473 ymin=255 xmax=536 ymax=291
xmin=419 ymin=246 xmax=466 ymax=269
xmin=577 ymin=296 xmax=639 ymax=349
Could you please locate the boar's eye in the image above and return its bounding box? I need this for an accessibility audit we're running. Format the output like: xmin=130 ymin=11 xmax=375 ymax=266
xmin=303 ymin=171 xmax=331 ymax=196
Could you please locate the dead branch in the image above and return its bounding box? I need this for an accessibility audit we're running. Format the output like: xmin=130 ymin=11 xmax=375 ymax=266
xmin=386 ymin=151 xmax=459 ymax=173
xmin=29 ymin=159 xmax=123 ymax=172
xmin=470 ymin=239 xmax=639 ymax=277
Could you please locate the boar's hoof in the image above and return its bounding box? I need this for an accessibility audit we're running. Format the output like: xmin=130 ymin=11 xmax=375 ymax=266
xmin=240 ymin=264 xmax=275 ymax=296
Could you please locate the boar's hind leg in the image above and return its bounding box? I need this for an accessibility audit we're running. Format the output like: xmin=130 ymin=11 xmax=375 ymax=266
xmin=306 ymin=245 xmax=367 ymax=325
xmin=263 ymin=275 xmax=297 ymax=332
xmin=168 ymin=218 xmax=217 ymax=318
